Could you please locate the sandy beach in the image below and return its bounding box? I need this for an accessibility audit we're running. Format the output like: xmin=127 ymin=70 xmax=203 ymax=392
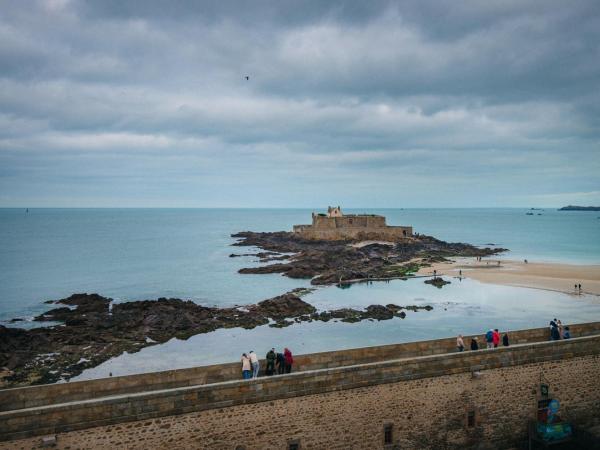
xmin=416 ymin=257 xmax=600 ymax=296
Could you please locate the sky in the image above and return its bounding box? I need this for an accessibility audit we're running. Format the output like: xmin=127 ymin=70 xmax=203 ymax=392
xmin=1 ymin=0 xmax=599 ymax=208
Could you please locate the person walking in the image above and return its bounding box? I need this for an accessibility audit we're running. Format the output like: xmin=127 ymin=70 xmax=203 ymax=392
xmin=276 ymin=350 xmax=285 ymax=375
xmin=470 ymin=337 xmax=479 ymax=351
xmin=492 ymin=329 xmax=500 ymax=348
xmin=502 ymin=332 xmax=510 ymax=347
xmin=266 ymin=348 xmax=276 ymax=376
xmin=249 ymin=350 xmax=259 ymax=379
xmin=283 ymin=347 xmax=293 ymax=374
xmin=241 ymin=353 xmax=252 ymax=380
xmin=485 ymin=329 xmax=494 ymax=349
xmin=456 ymin=334 xmax=465 ymax=352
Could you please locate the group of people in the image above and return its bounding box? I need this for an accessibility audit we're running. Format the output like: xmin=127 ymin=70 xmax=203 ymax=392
xmin=550 ymin=318 xmax=571 ymax=340
xmin=456 ymin=329 xmax=509 ymax=352
xmin=455 ymin=320 xmax=572 ymax=352
xmin=241 ymin=348 xmax=294 ymax=379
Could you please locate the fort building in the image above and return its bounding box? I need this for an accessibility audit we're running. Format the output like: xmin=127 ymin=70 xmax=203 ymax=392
xmin=293 ymin=206 xmax=413 ymax=241
xmin=1 ymin=322 xmax=600 ymax=449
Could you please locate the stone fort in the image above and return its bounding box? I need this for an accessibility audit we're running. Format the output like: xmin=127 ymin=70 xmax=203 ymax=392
xmin=1 ymin=322 xmax=600 ymax=449
xmin=293 ymin=206 xmax=413 ymax=241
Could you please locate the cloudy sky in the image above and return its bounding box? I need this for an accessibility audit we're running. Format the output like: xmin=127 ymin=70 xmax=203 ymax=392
xmin=1 ymin=0 xmax=599 ymax=207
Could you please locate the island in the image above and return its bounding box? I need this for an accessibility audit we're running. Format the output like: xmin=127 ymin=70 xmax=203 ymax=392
xmin=558 ymin=205 xmax=600 ymax=211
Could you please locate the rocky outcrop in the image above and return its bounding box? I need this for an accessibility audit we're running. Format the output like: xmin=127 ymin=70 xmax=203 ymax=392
xmin=233 ymin=231 xmax=506 ymax=285
xmin=1 ymin=292 xmax=433 ymax=387
xmin=424 ymin=278 xmax=452 ymax=288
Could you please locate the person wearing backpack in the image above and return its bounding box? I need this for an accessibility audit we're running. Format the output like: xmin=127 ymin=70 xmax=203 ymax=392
xmin=266 ymin=348 xmax=276 ymax=376
xmin=276 ymin=351 xmax=285 ymax=375
xmin=485 ymin=329 xmax=494 ymax=349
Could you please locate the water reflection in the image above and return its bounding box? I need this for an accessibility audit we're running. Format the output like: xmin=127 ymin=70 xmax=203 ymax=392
xmin=74 ymin=277 xmax=600 ymax=381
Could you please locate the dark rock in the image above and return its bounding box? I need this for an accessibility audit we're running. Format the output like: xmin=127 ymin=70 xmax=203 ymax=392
xmin=424 ymin=278 xmax=451 ymax=288
xmin=252 ymin=293 xmax=316 ymax=320
xmin=233 ymin=231 xmax=506 ymax=287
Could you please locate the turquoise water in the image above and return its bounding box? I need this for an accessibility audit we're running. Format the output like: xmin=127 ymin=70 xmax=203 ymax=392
xmin=1 ymin=207 xmax=599 ymax=324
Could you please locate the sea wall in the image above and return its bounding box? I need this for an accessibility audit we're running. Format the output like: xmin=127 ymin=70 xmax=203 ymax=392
xmin=293 ymin=226 xmax=413 ymax=240
xmin=1 ymin=330 xmax=600 ymax=448
xmin=2 ymin=321 xmax=599 ymax=413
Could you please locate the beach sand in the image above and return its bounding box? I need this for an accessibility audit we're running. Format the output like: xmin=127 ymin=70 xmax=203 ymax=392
xmin=415 ymin=257 xmax=600 ymax=296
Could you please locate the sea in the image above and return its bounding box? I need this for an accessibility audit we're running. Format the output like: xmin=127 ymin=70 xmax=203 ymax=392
xmin=1 ymin=208 xmax=599 ymax=380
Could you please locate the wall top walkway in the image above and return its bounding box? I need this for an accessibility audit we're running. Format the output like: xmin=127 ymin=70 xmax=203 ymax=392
xmin=2 ymin=321 xmax=599 ymax=413
xmin=2 ymin=333 xmax=600 ymax=442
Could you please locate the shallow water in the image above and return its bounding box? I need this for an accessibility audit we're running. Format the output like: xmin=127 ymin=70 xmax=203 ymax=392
xmin=74 ymin=277 xmax=600 ymax=381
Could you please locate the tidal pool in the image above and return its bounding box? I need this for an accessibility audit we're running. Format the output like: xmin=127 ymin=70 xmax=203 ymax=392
xmin=73 ymin=277 xmax=600 ymax=381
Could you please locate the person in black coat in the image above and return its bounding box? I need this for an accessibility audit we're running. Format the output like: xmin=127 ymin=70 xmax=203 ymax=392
xmin=276 ymin=351 xmax=285 ymax=375
xmin=502 ymin=333 xmax=510 ymax=346
xmin=470 ymin=337 xmax=479 ymax=350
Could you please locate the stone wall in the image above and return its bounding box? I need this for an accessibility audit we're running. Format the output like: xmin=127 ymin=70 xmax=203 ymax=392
xmin=1 ymin=333 xmax=600 ymax=448
xmin=293 ymin=214 xmax=413 ymax=240
xmin=293 ymin=225 xmax=413 ymax=241
xmin=3 ymin=321 xmax=599 ymax=413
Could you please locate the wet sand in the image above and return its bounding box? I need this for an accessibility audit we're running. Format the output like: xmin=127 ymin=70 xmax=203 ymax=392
xmin=416 ymin=257 xmax=600 ymax=296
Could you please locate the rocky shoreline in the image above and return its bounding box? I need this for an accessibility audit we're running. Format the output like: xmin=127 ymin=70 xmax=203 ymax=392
xmin=231 ymin=231 xmax=505 ymax=285
xmin=1 ymin=231 xmax=505 ymax=388
xmin=1 ymin=291 xmax=432 ymax=387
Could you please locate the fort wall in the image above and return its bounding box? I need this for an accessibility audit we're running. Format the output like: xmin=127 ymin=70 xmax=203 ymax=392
xmin=1 ymin=324 xmax=600 ymax=448
xmin=293 ymin=210 xmax=413 ymax=240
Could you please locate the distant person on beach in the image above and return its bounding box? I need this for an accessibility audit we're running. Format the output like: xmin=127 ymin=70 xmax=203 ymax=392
xmin=524 ymin=259 xmax=528 ymax=264
xmin=459 ymin=269 xmax=462 ymax=277
xmin=284 ymin=347 xmax=294 ymax=374
xmin=276 ymin=351 xmax=285 ymax=375
xmin=492 ymin=329 xmax=500 ymax=348
xmin=485 ymin=329 xmax=494 ymax=349
xmin=241 ymin=353 xmax=252 ymax=380
xmin=266 ymin=348 xmax=276 ymax=376
xmin=563 ymin=326 xmax=571 ymax=339
xmin=249 ymin=350 xmax=259 ymax=378
xmin=457 ymin=334 xmax=465 ymax=352
xmin=578 ymin=284 xmax=582 ymax=291
xmin=502 ymin=332 xmax=510 ymax=346
xmin=470 ymin=337 xmax=479 ymax=350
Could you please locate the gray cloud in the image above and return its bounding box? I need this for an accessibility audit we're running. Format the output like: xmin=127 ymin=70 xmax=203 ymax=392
xmin=0 ymin=0 xmax=599 ymax=207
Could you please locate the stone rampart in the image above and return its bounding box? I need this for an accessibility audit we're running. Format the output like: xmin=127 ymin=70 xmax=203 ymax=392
xmin=1 ymin=325 xmax=600 ymax=446
xmin=2 ymin=321 xmax=599 ymax=413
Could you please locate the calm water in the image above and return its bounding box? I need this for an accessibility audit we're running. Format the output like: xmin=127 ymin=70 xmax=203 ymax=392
xmin=0 ymin=207 xmax=598 ymax=323
xmin=75 ymin=277 xmax=600 ymax=380
xmin=1 ymin=207 xmax=600 ymax=380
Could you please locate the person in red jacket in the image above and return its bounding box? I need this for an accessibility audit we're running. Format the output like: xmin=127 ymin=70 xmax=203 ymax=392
xmin=492 ymin=329 xmax=500 ymax=348
xmin=284 ymin=347 xmax=293 ymax=374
